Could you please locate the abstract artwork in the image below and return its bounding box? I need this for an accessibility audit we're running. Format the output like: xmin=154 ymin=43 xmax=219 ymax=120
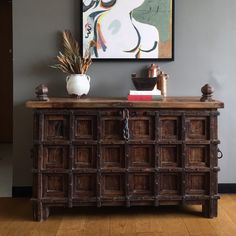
xmin=82 ymin=0 xmax=174 ymax=60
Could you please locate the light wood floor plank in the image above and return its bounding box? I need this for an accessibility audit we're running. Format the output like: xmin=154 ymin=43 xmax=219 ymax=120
xmin=181 ymin=205 xmax=217 ymax=236
xmin=109 ymin=214 xmax=136 ymax=235
xmin=81 ymin=214 xmax=110 ymax=236
xmin=220 ymin=195 xmax=236 ymax=226
xmin=135 ymin=213 xmax=152 ymax=234
xmin=1 ymin=195 xmax=236 ymax=236
xmin=151 ymin=214 xmax=189 ymax=235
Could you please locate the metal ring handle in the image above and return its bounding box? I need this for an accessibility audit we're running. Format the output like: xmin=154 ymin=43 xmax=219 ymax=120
xmin=217 ymin=148 xmax=223 ymax=159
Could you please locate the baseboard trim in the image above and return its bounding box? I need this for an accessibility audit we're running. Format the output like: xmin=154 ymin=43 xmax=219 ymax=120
xmin=12 ymin=186 xmax=32 ymax=198
xmin=12 ymin=184 xmax=236 ymax=198
xmin=218 ymin=184 xmax=236 ymax=194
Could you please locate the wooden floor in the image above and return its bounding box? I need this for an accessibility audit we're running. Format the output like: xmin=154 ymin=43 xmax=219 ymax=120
xmin=0 ymin=195 xmax=236 ymax=236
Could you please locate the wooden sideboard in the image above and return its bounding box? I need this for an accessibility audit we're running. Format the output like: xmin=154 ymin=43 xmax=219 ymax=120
xmin=26 ymin=97 xmax=224 ymax=221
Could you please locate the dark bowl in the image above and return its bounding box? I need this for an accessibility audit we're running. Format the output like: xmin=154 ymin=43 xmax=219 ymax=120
xmin=132 ymin=77 xmax=158 ymax=90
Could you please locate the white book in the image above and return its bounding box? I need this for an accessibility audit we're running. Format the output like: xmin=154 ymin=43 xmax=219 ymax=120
xmin=129 ymin=89 xmax=161 ymax=96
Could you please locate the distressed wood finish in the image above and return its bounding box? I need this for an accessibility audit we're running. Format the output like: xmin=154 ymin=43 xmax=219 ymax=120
xmin=27 ymin=97 xmax=224 ymax=221
xmin=26 ymin=97 xmax=224 ymax=109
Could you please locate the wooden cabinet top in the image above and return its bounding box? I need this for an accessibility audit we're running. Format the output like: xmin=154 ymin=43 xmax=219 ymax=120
xmin=26 ymin=97 xmax=224 ymax=109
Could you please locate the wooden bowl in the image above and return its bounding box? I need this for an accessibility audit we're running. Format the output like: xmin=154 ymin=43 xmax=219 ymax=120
xmin=132 ymin=77 xmax=158 ymax=90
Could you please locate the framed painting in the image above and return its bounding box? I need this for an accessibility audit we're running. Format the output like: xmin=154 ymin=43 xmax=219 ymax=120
xmin=82 ymin=0 xmax=174 ymax=60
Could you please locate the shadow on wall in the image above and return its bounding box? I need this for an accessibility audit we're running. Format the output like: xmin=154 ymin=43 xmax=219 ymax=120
xmin=0 ymin=144 xmax=13 ymax=197
xmin=13 ymin=103 xmax=33 ymax=186
xmin=74 ymin=0 xmax=81 ymax=37
xmin=27 ymin=58 xmax=68 ymax=98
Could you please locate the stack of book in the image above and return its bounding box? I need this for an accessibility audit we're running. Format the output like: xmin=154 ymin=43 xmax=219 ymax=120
xmin=127 ymin=89 xmax=162 ymax=101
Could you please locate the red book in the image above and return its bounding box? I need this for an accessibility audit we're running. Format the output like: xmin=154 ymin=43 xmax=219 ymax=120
xmin=127 ymin=95 xmax=162 ymax=101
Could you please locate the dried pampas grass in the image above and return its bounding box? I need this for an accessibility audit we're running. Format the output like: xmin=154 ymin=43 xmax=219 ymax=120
xmin=51 ymin=30 xmax=94 ymax=74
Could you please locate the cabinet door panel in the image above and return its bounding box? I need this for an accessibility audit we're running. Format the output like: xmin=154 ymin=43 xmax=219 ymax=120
xmin=160 ymin=117 xmax=181 ymax=140
xmin=186 ymin=145 xmax=210 ymax=167
xmin=186 ymin=173 xmax=209 ymax=195
xmin=159 ymin=145 xmax=181 ymax=167
xmin=186 ymin=117 xmax=209 ymax=140
xmin=129 ymin=145 xmax=154 ymax=168
xmin=129 ymin=117 xmax=154 ymax=140
xmin=43 ymin=174 xmax=68 ymax=198
xmin=159 ymin=173 xmax=181 ymax=195
xmin=43 ymin=146 xmax=69 ymax=169
xmin=101 ymin=116 xmax=123 ymax=139
xmin=44 ymin=114 xmax=69 ymax=141
xmin=102 ymin=174 xmax=125 ymax=196
xmin=73 ymin=174 xmax=96 ymax=198
xmin=101 ymin=145 xmax=125 ymax=168
xmin=74 ymin=115 xmax=97 ymax=140
xmin=74 ymin=145 xmax=97 ymax=169
xmin=130 ymin=173 xmax=154 ymax=196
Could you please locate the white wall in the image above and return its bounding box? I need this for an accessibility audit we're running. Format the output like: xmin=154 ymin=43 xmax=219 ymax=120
xmin=12 ymin=0 xmax=236 ymax=187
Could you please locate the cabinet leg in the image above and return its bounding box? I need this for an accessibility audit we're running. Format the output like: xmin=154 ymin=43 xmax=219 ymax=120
xmin=43 ymin=206 xmax=50 ymax=220
xmin=32 ymin=202 xmax=50 ymax=221
xmin=202 ymin=200 xmax=218 ymax=218
xmin=32 ymin=202 xmax=43 ymax=221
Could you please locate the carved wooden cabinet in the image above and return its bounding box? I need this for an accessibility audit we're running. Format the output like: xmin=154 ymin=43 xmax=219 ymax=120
xmin=26 ymin=97 xmax=224 ymax=221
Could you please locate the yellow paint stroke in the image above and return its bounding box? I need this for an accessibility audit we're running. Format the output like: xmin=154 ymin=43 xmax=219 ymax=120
xmin=96 ymin=13 xmax=107 ymax=49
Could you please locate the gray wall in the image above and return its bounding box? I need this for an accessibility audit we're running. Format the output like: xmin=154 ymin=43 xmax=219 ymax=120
xmin=12 ymin=0 xmax=236 ymax=186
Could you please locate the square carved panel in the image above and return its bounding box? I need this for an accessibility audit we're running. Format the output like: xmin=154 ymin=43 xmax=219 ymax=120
xmin=186 ymin=117 xmax=209 ymax=140
xmin=186 ymin=145 xmax=209 ymax=167
xmin=159 ymin=173 xmax=181 ymax=195
xmin=129 ymin=145 xmax=154 ymax=167
xmin=102 ymin=174 xmax=125 ymax=196
xmin=43 ymin=146 xmax=69 ymax=169
xmin=44 ymin=114 xmax=69 ymax=141
xmin=102 ymin=118 xmax=122 ymax=139
xmin=130 ymin=173 xmax=154 ymax=196
xmin=73 ymin=174 xmax=96 ymax=197
xmin=186 ymin=173 xmax=209 ymax=195
xmin=159 ymin=145 xmax=181 ymax=167
xmin=101 ymin=145 xmax=124 ymax=168
xmin=160 ymin=117 xmax=180 ymax=140
xmin=74 ymin=145 xmax=96 ymax=168
xmin=43 ymin=174 xmax=68 ymax=198
xmin=129 ymin=118 xmax=154 ymax=140
xmin=74 ymin=116 xmax=96 ymax=140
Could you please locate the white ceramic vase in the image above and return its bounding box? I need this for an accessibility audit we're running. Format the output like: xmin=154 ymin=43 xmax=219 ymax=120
xmin=66 ymin=74 xmax=91 ymax=97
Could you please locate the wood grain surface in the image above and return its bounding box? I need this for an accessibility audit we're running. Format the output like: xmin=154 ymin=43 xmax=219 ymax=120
xmin=26 ymin=97 xmax=224 ymax=109
xmin=0 ymin=196 xmax=236 ymax=236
